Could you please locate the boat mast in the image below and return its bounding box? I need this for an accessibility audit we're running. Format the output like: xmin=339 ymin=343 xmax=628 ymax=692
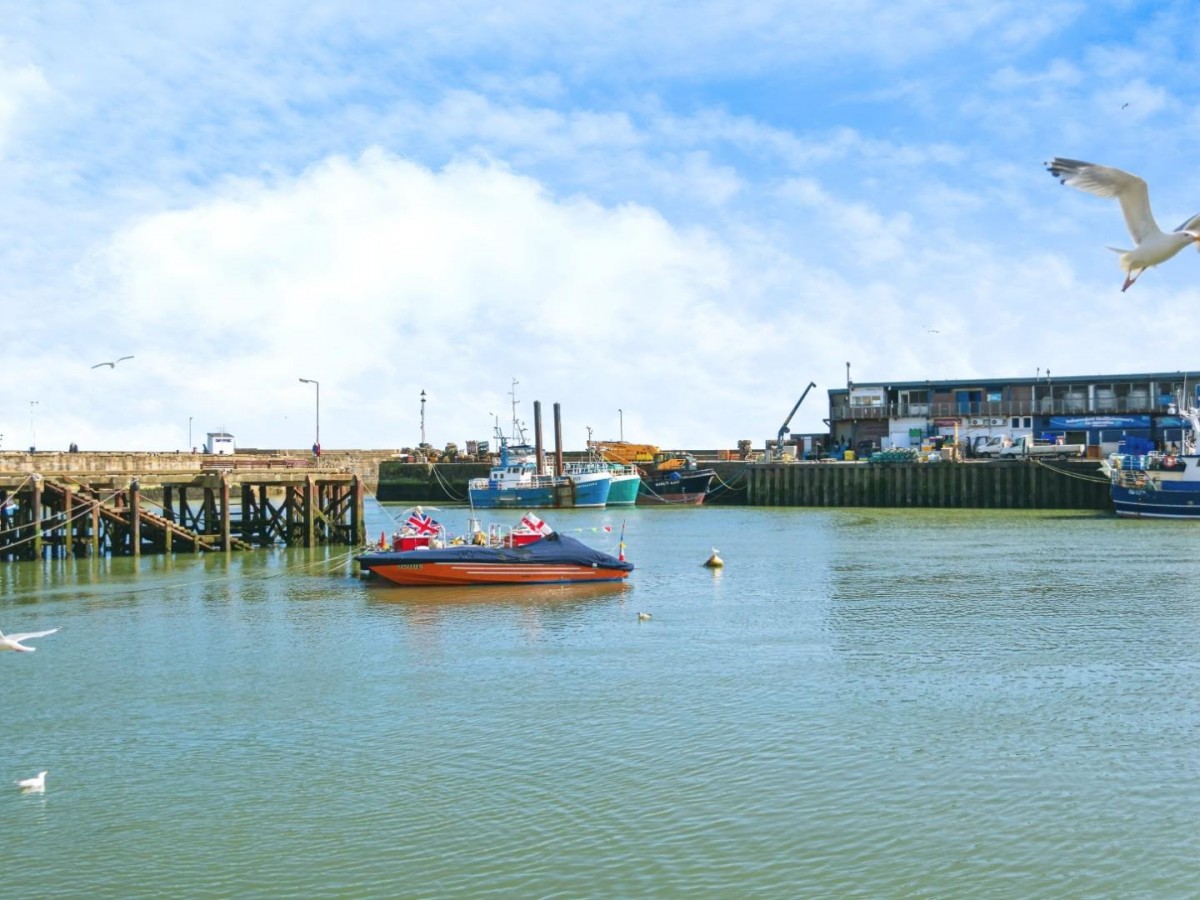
xmin=509 ymin=376 xmax=528 ymax=444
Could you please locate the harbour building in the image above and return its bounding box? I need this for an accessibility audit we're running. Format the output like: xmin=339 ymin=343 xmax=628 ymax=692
xmin=827 ymin=370 xmax=1200 ymax=458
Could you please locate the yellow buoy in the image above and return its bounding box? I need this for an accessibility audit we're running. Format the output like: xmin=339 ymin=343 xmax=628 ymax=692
xmin=704 ymin=548 xmax=724 ymax=568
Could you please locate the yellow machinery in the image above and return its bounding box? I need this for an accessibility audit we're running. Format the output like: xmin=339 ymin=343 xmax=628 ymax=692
xmin=653 ymin=452 xmax=696 ymax=471
xmin=588 ymin=441 xmax=659 ymax=464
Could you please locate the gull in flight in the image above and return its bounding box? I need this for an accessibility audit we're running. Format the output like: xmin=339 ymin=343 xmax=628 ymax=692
xmin=16 ymin=771 xmax=47 ymax=792
xmin=1046 ymin=158 xmax=1200 ymax=292
xmin=91 ymin=355 xmax=134 ymax=369
xmin=0 ymin=627 xmax=59 ymax=652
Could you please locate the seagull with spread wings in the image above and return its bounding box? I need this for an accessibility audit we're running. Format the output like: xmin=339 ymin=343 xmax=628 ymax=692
xmin=0 ymin=627 xmax=59 ymax=652
xmin=1046 ymin=158 xmax=1200 ymax=291
xmin=91 ymin=355 xmax=134 ymax=369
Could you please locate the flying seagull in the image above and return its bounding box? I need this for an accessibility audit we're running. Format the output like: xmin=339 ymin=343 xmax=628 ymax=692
xmin=1045 ymin=158 xmax=1200 ymax=292
xmin=91 ymin=355 xmax=134 ymax=369
xmin=0 ymin=627 xmax=59 ymax=652
xmin=15 ymin=771 xmax=47 ymax=792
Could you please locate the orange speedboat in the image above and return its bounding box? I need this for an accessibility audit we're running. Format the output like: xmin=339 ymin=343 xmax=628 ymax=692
xmin=356 ymin=514 xmax=632 ymax=587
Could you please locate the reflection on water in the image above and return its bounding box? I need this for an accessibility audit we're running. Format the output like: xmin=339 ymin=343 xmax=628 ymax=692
xmin=368 ymin=579 xmax=633 ymax=611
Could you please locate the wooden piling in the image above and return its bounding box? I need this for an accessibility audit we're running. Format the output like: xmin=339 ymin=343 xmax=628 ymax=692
xmin=130 ymin=480 xmax=141 ymax=556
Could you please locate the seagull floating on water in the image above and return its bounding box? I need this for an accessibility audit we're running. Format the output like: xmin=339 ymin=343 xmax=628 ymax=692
xmin=91 ymin=355 xmax=134 ymax=369
xmin=16 ymin=771 xmax=47 ymax=792
xmin=637 ymin=612 xmax=652 ymax=621
xmin=0 ymin=627 xmax=59 ymax=652
xmin=1045 ymin=158 xmax=1200 ymax=292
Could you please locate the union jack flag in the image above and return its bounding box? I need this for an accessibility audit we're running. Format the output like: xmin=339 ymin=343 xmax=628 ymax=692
xmin=406 ymin=510 xmax=440 ymax=535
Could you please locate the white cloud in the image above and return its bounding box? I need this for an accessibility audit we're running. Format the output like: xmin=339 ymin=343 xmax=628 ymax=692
xmin=0 ymin=55 xmax=51 ymax=155
xmin=3 ymin=1 xmax=1200 ymax=454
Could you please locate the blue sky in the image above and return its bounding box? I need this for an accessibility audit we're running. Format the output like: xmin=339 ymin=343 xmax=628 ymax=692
xmin=2 ymin=1 xmax=1198 ymax=452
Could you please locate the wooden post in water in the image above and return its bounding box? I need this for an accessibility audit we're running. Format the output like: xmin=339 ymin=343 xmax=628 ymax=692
xmin=351 ymin=475 xmax=365 ymax=546
xmin=129 ymin=479 xmax=141 ymax=556
xmin=534 ymin=401 xmax=544 ymax=475
xmin=62 ymin=487 xmax=73 ymax=559
xmin=220 ymin=475 xmax=231 ymax=552
xmin=553 ymin=402 xmax=563 ymax=477
xmin=303 ymin=476 xmax=315 ymax=548
xmin=241 ymin=483 xmax=253 ymax=545
xmin=30 ymin=476 xmax=43 ymax=559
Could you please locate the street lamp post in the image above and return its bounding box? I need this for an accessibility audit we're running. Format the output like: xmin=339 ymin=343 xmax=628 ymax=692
xmin=188 ymin=416 xmax=193 ymax=451
xmin=299 ymin=378 xmax=320 ymax=454
xmin=29 ymin=400 xmax=38 ymax=452
xmin=420 ymin=389 xmax=427 ymax=445
xmin=618 ymin=408 xmax=623 ymax=442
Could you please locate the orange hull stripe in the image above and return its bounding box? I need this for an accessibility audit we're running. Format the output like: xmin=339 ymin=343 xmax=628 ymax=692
xmin=368 ymin=563 xmax=631 ymax=587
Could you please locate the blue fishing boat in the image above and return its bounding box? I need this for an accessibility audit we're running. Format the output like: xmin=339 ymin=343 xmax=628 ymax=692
xmin=562 ymin=460 xmax=612 ymax=508
xmin=469 ymin=439 xmax=610 ymax=509
xmin=1104 ymin=405 xmax=1199 ymax=519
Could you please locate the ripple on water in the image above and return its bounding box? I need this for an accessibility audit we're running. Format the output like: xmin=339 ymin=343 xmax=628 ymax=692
xmin=1 ymin=507 xmax=1197 ymax=896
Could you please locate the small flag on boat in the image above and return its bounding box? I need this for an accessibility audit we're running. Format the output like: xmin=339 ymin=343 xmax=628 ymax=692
xmin=406 ymin=510 xmax=440 ymax=535
xmin=520 ymin=512 xmax=553 ymax=536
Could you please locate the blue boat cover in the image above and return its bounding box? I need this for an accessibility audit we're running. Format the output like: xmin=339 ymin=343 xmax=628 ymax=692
xmin=357 ymin=532 xmax=633 ymax=571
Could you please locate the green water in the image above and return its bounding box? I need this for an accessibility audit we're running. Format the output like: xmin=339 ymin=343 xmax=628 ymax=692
xmin=1 ymin=505 xmax=1196 ymax=897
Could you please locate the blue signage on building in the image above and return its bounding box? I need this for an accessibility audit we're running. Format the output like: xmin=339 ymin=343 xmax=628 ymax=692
xmin=1048 ymin=415 xmax=1151 ymax=429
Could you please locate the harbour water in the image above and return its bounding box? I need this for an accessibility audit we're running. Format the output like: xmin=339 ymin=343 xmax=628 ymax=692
xmin=1 ymin=504 xmax=1196 ymax=897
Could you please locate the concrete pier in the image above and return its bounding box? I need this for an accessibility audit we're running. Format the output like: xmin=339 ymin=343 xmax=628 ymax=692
xmin=374 ymin=457 xmax=1111 ymax=510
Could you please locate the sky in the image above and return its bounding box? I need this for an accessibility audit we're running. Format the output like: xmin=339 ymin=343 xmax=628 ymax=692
xmin=2 ymin=1 xmax=1199 ymax=453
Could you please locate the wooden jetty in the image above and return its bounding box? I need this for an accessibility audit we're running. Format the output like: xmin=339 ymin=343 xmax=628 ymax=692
xmin=0 ymin=460 xmax=366 ymax=560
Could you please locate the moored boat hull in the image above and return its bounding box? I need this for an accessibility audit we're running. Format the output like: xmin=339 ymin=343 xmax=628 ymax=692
xmin=564 ymin=469 xmax=611 ymax=508
xmin=357 ymin=560 xmax=630 ymax=586
xmin=637 ymin=469 xmax=715 ymax=505
xmin=1112 ymin=482 xmax=1200 ymax=519
xmin=469 ymin=483 xmax=573 ymax=509
xmin=606 ymin=471 xmax=641 ymax=506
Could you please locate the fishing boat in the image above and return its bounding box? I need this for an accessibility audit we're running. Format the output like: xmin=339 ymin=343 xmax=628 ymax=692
xmin=1104 ymin=406 xmax=1199 ymax=519
xmin=356 ymin=512 xmax=633 ymax=586
xmin=468 ymin=439 xmax=611 ymax=509
xmin=468 ymin=439 xmax=579 ymax=509
xmin=637 ymin=453 xmax=715 ymax=505
xmin=562 ymin=460 xmax=612 ymax=508
xmin=469 ymin=384 xmax=609 ymax=509
xmin=584 ymin=442 xmax=644 ymax=506
xmin=605 ymin=463 xmax=642 ymax=506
